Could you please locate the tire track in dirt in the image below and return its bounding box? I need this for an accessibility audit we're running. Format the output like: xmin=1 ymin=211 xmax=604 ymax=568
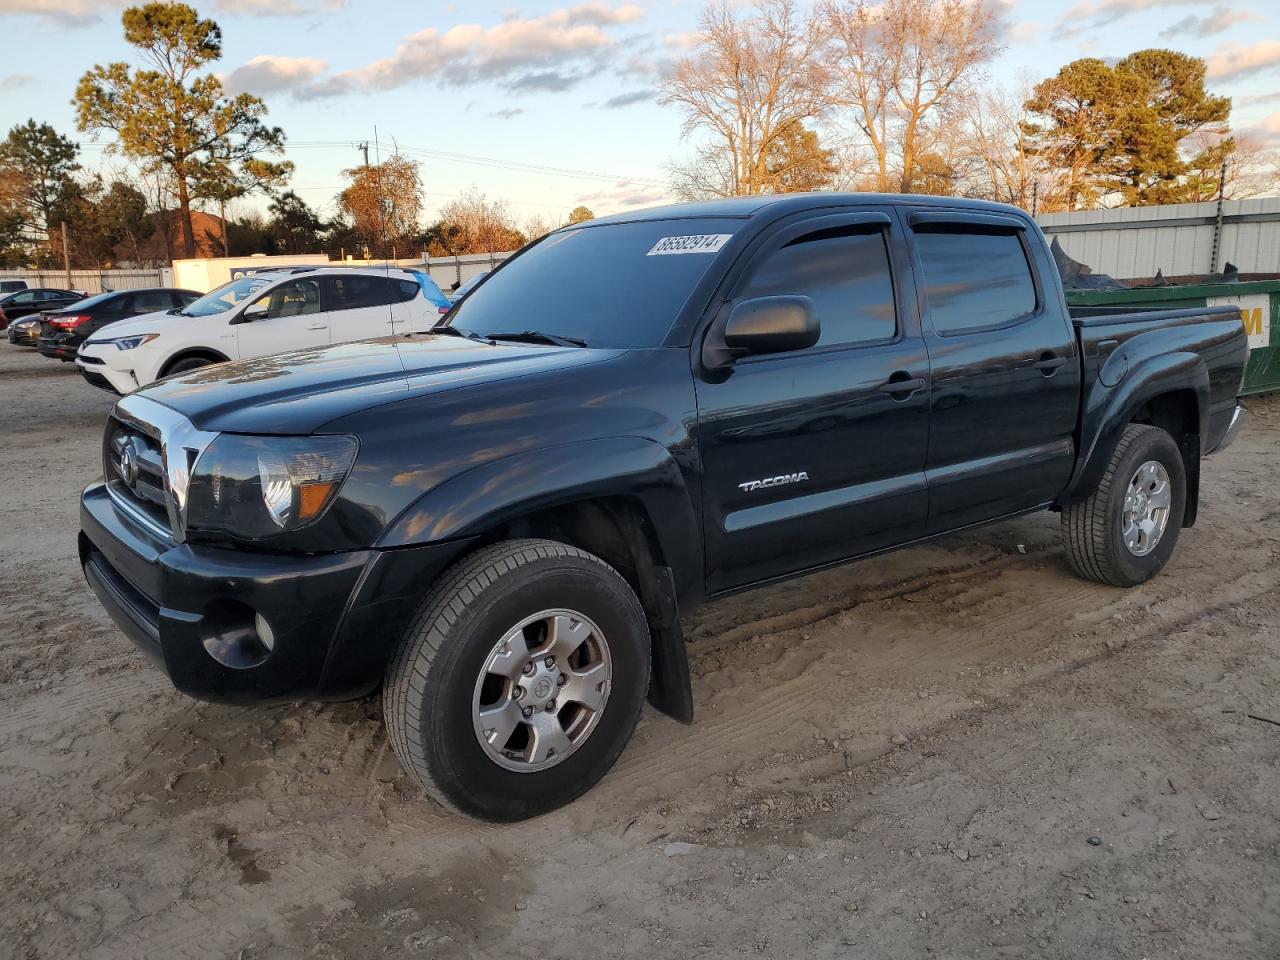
xmin=71 ymin=547 xmax=1280 ymax=960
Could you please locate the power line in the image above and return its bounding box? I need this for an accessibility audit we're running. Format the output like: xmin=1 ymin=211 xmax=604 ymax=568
xmin=286 ymin=139 xmax=663 ymax=186
xmin=80 ymin=136 xmax=663 ymax=188
xmin=288 ymin=182 xmax=580 ymax=211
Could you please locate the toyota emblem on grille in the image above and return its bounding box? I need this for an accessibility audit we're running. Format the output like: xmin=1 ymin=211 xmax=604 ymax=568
xmin=119 ymin=439 xmax=140 ymax=488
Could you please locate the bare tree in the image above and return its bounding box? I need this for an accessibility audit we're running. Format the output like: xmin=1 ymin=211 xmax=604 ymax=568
xmin=425 ymin=188 xmax=526 ymax=256
xmin=523 ymin=212 xmax=559 ymax=241
xmin=1180 ymin=131 xmax=1280 ymax=202
xmin=660 ymin=0 xmax=832 ymax=198
xmin=957 ymin=81 xmax=1057 ymax=209
xmin=824 ymin=0 xmax=1001 ymax=193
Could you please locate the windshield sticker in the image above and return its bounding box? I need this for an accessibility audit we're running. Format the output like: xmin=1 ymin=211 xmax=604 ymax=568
xmin=646 ymin=234 xmax=733 ymax=256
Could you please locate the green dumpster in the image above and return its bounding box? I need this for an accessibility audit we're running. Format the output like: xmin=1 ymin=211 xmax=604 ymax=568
xmin=1066 ymin=279 xmax=1279 ymax=396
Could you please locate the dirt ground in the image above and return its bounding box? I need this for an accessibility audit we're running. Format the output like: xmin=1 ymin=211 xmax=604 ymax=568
xmin=0 ymin=344 xmax=1276 ymax=960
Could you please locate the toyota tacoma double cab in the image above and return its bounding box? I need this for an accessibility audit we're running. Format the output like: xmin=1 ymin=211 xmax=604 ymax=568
xmin=79 ymin=194 xmax=1249 ymax=821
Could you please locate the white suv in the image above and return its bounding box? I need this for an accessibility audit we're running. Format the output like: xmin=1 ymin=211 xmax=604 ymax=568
xmin=76 ymin=267 xmax=453 ymax=393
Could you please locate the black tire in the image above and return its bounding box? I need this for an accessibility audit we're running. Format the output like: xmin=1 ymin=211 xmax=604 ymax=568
xmin=162 ymin=355 xmax=214 ymax=376
xmin=383 ymin=538 xmax=650 ymax=821
xmin=1061 ymin=423 xmax=1186 ymax=587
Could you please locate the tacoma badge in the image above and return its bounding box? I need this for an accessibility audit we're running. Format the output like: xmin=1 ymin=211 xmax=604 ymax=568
xmin=738 ymin=472 xmax=810 ymax=493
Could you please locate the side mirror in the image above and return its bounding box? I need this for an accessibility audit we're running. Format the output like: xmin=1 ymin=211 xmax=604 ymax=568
xmin=237 ymin=301 xmax=269 ymax=324
xmin=723 ymin=296 xmax=819 ymax=356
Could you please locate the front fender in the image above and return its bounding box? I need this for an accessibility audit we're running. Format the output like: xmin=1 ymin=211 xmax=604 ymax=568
xmin=377 ymin=436 xmax=702 ymax=597
xmin=1063 ymin=350 xmax=1208 ymax=502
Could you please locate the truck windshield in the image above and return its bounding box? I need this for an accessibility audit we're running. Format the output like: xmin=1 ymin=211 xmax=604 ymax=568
xmin=443 ymin=218 xmax=741 ymax=348
xmin=181 ymin=276 xmax=273 ymax=317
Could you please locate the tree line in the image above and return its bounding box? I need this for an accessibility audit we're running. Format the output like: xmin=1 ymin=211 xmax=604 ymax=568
xmin=0 ymin=2 xmax=593 ymax=269
xmin=661 ymin=0 xmax=1279 ymax=210
xmin=5 ymin=0 xmax=1277 ymax=270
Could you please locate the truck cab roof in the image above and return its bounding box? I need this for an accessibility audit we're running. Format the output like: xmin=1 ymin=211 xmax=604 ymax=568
xmin=586 ymin=192 xmax=1033 ymax=227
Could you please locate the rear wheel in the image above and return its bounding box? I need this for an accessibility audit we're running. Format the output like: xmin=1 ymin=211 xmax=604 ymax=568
xmin=1061 ymin=424 xmax=1186 ymax=587
xmin=383 ymin=539 xmax=650 ymax=821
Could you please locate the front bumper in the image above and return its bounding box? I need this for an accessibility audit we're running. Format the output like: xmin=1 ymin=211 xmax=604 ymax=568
xmin=8 ymin=323 xmax=39 ymax=346
xmin=80 ymin=480 xmax=471 ymax=704
xmin=75 ymin=347 xmax=139 ymax=393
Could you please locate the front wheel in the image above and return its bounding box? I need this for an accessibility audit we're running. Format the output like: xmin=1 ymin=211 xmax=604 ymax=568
xmin=1061 ymin=423 xmax=1186 ymax=587
xmin=162 ymin=356 xmax=213 ymax=376
xmin=383 ymin=539 xmax=650 ymax=821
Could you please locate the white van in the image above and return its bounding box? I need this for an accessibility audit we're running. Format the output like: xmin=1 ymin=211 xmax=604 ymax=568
xmin=76 ymin=266 xmax=453 ymax=393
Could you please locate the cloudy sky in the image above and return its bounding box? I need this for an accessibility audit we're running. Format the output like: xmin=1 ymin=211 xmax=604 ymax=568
xmin=1 ymin=0 xmax=1278 ymax=224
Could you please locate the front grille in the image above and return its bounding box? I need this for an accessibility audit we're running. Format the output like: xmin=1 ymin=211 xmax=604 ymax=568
xmin=101 ymin=395 xmax=219 ymax=543
xmin=79 ymin=354 xmax=104 ymax=365
xmin=104 ymin=417 xmax=173 ymax=539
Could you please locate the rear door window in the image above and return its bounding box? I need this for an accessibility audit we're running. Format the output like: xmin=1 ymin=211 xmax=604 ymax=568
xmin=129 ymin=290 xmax=176 ymax=314
xmin=914 ymin=228 xmax=1037 ymax=333
xmin=328 ymin=275 xmax=395 ymax=310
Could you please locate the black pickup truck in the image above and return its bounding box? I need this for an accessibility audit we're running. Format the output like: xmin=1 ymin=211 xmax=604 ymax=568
xmin=79 ymin=194 xmax=1248 ymax=821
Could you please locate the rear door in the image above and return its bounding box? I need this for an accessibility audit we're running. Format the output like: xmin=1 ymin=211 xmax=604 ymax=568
xmin=696 ymin=210 xmax=931 ymax=593
xmin=82 ymin=293 xmax=134 ymax=338
xmin=905 ymin=210 xmax=1080 ymax=533
xmin=323 ymin=274 xmax=397 ymax=343
xmin=235 ymin=277 xmax=328 ymax=358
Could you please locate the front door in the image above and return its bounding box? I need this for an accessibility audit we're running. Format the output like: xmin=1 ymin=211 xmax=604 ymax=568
xmin=905 ymin=210 xmax=1081 ymax=533
xmin=235 ymin=277 xmax=328 ymax=359
xmin=696 ymin=211 xmax=931 ymax=594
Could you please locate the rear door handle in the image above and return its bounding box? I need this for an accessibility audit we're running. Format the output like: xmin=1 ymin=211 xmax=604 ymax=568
xmin=879 ymin=373 xmax=927 ymax=398
xmin=305 ymin=323 xmax=327 ymax=331
xmin=1033 ymin=352 xmax=1067 ymax=374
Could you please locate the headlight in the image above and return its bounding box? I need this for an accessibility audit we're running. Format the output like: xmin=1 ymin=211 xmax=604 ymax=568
xmin=115 ymin=334 xmax=159 ymax=350
xmin=185 ymin=434 xmax=358 ymax=538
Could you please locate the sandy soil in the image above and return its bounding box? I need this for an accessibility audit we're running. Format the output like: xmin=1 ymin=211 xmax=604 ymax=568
xmin=0 ymin=345 xmax=1276 ymax=959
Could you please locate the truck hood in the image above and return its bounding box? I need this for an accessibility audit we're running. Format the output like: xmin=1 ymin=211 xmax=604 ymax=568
xmin=139 ymin=334 xmax=622 ymax=434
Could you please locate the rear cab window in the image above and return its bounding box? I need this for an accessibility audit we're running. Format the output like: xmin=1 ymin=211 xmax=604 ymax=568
xmin=445 ymin=218 xmax=742 ymax=348
xmin=913 ymin=225 xmax=1037 ymax=334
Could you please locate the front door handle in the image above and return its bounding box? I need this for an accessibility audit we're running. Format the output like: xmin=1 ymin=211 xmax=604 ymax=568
xmin=879 ymin=372 xmax=927 ymax=399
xmin=1033 ymin=352 xmax=1067 ymax=374
xmin=305 ymin=323 xmax=327 ymax=331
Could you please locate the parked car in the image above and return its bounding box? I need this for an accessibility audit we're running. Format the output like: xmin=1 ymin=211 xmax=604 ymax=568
xmin=0 ymin=279 xmax=28 ymax=294
xmin=448 ymin=270 xmax=489 ymax=304
xmin=7 ymin=315 xmax=44 ymax=345
xmin=1 ymin=287 xmax=84 ymax=331
xmin=79 ymin=194 xmax=1248 ymax=822
xmin=37 ymin=287 xmax=201 ymax=361
xmin=75 ymin=267 xmax=452 ymax=393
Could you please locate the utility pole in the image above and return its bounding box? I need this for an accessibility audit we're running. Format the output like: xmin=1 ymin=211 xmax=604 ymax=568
xmin=219 ymin=196 xmax=229 ymax=258
xmin=61 ymin=221 xmax=71 ymax=288
xmin=357 ymin=142 xmax=369 ymax=168
xmin=1210 ymin=158 xmax=1228 ymax=275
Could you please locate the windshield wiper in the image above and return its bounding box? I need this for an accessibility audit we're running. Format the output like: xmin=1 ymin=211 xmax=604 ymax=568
xmin=429 ymin=324 xmax=487 ymax=342
xmin=484 ymin=330 xmax=588 ymax=348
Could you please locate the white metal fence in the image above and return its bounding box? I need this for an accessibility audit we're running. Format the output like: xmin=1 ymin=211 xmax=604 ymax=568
xmin=1037 ymin=198 xmax=1280 ymax=280
xmin=0 ymin=254 xmax=520 ymax=296
xmin=0 ymin=268 xmax=173 ymax=294
xmin=407 ymin=252 xmax=513 ymax=290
